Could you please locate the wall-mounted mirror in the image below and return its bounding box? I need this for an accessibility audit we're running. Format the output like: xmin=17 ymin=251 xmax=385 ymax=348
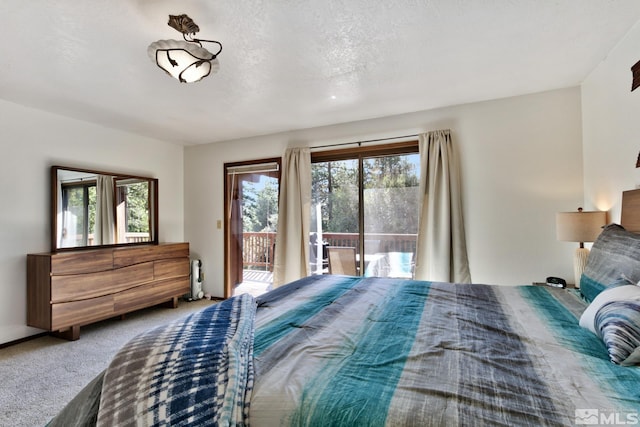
xmin=51 ymin=166 xmax=158 ymax=251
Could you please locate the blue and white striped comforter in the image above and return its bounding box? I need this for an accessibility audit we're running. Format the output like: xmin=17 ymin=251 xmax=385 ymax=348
xmin=90 ymin=275 xmax=640 ymax=426
xmin=250 ymin=275 xmax=640 ymax=426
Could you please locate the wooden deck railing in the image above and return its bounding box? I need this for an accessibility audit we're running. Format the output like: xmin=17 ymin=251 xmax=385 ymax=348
xmin=243 ymin=231 xmax=417 ymax=271
xmin=84 ymin=232 xmax=151 ymax=246
xmin=243 ymin=232 xmax=277 ymax=270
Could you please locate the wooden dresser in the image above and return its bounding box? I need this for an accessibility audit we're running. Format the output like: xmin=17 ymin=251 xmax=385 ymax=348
xmin=27 ymin=243 xmax=190 ymax=340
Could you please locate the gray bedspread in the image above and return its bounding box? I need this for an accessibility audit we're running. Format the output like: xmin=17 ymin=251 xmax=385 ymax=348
xmin=250 ymin=276 xmax=640 ymax=426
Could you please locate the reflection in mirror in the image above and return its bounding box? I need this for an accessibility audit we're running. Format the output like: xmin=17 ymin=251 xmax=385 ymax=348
xmin=53 ymin=166 xmax=158 ymax=251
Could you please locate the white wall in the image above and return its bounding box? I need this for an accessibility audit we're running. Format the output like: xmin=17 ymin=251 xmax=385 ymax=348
xmin=185 ymin=87 xmax=584 ymax=297
xmin=0 ymin=84 xmax=588 ymax=345
xmin=0 ymin=100 xmax=184 ymax=345
xmin=582 ymin=20 xmax=640 ymax=219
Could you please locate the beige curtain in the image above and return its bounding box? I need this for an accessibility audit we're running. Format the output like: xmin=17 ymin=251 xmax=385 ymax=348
xmin=95 ymin=175 xmax=116 ymax=245
xmin=273 ymin=148 xmax=311 ymax=287
xmin=414 ymin=130 xmax=471 ymax=283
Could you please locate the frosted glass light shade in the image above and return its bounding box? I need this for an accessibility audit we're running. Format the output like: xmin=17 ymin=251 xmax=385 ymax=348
xmin=148 ymin=39 xmax=220 ymax=83
xmin=556 ymin=211 xmax=606 ymax=243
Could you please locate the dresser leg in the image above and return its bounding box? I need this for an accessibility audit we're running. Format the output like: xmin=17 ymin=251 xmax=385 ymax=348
xmin=162 ymin=297 xmax=179 ymax=309
xmin=52 ymin=325 xmax=80 ymax=341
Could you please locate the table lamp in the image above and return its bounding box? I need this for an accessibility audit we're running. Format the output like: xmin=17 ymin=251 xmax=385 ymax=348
xmin=556 ymin=208 xmax=606 ymax=288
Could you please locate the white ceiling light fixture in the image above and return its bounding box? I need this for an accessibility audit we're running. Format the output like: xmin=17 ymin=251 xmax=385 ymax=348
xmin=147 ymin=14 xmax=222 ymax=83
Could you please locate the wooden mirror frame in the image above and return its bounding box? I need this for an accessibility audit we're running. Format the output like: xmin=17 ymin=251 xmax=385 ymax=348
xmin=51 ymin=165 xmax=159 ymax=252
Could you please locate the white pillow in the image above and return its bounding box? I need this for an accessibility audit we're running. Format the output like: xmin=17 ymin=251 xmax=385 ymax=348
xmin=579 ymin=285 xmax=640 ymax=334
xmin=622 ymin=347 xmax=640 ymax=366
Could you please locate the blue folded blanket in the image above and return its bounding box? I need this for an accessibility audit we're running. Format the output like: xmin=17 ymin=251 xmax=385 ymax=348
xmin=96 ymin=294 xmax=256 ymax=427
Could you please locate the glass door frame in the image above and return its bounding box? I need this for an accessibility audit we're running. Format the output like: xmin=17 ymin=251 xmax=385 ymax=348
xmin=223 ymin=158 xmax=281 ymax=298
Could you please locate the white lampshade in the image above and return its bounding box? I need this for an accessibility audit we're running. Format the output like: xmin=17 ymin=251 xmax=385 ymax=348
xmin=556 ymin=209 xmax=606 ymax=288
xmin=556 ymin=210 xmax=606 ymax=243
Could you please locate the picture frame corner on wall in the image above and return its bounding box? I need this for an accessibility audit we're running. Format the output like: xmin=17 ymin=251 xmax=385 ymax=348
xmin=631 ymin=59 xmax=640 ymax=92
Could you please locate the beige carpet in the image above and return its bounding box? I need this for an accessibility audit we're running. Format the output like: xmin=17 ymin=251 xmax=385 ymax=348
xmin=0 ymin=298 xmax=216 ymax=427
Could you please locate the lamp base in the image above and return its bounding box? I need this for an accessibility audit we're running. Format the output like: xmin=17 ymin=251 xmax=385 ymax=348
xmin=573 ymin=247 xmax=590 ymax=289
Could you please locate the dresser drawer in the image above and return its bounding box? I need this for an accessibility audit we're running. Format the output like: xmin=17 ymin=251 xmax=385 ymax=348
xmin=113 ymin=277 xmax=190 ymax=313
xmin=51 ymin=295 xmax=114 ymax=330
xmin=154 ymin=258 xmax=190 ymax=280
xmin=51 ymin=262 xmax=154 ymax=302
xmin=113 ymin=243 xmax=189 ymax=268
xmin=51 ymin=250 xmax=113 ymax=275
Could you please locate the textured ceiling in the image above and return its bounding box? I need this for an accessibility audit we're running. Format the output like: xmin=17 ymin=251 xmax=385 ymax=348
xmin=1 ymin=0 xmax=640 ymax=145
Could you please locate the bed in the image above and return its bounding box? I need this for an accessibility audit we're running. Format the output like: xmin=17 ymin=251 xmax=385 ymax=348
xmin=49 ymin=191 xmax=640 ymax=426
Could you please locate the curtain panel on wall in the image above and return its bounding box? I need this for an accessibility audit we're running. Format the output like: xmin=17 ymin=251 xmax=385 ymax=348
xmin=95 ymin=175 xmax=116 ymax=245
xmin=273 ymin=148 xmax=311 ymax=287
xmin=414 ymin=130 xmax=471 ymax=283
xmin=56 ymin=180 xmax=68 ymax=248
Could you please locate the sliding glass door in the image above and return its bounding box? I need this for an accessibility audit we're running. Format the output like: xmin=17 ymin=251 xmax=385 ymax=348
xmin=311 ymin=142 xmax=420 ymax=278
xmin=362 ymin=154 xmax=419 ymax=277
xmin=311 ymin=159 xmax=359 ymax=274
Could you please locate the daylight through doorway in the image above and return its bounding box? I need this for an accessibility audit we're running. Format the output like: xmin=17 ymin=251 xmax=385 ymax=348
xmin=224 ymin=159 xmax=280 ymax=298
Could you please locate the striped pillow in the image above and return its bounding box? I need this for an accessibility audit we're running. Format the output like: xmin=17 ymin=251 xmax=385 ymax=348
xmin=594 ymin=300 xmax=640 ymax=365
xmin=579 ymin=285 xmax=640 ymax=334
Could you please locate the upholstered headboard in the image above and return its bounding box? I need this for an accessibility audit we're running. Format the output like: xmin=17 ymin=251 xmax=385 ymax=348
xmin=621 ymin=189 xmax=640 ymax=233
